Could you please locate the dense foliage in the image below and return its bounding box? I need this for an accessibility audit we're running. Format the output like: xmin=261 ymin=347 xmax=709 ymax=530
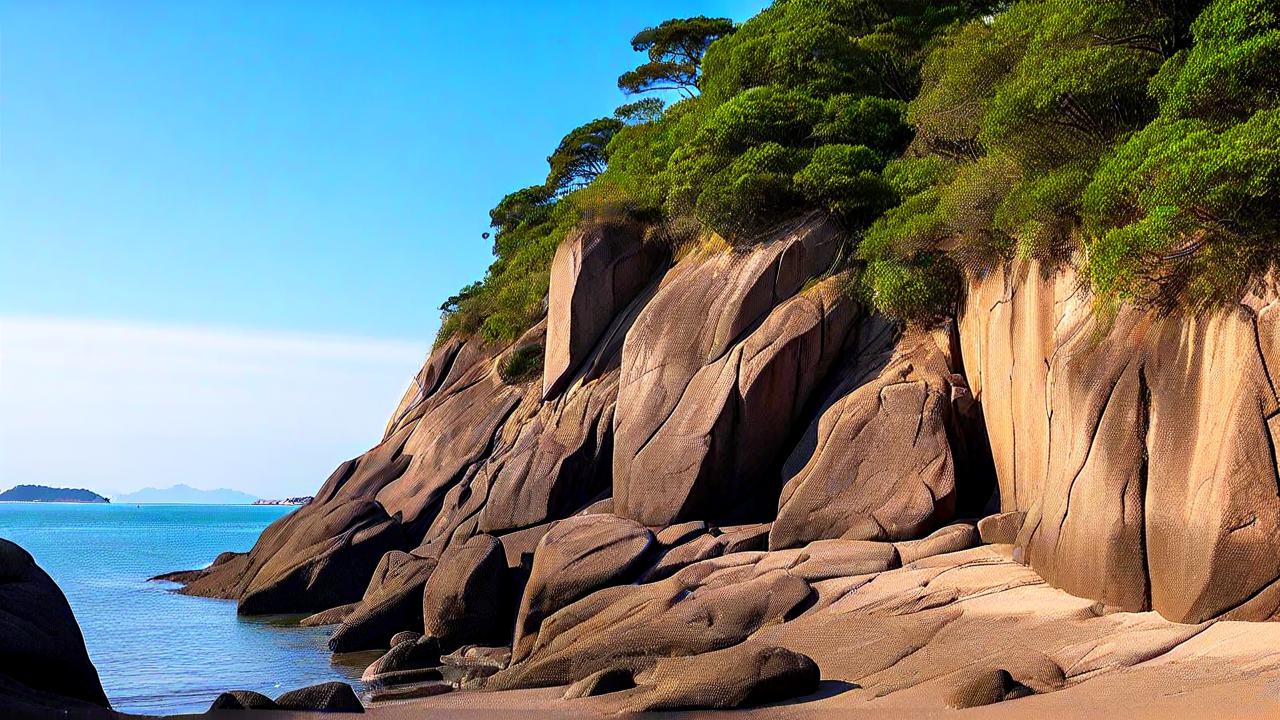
xmin=439 ymin=0 xmax=1280 ymax=344
xmin=864 ymin=0 xmax=1280 ymax=315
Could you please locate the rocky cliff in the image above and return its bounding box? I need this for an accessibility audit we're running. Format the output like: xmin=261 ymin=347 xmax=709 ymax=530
xmin=165 ymin=215 xmax=1280 ymax=711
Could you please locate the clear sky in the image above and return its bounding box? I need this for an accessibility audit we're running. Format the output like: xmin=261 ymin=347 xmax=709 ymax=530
xmin=0 ymin=0 xmax=768 ymax=497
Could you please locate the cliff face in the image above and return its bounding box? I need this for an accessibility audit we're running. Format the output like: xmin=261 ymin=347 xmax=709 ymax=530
xmin=171 ymin=214 xmax=985 ymax=620
xmin=960 ymin=261 xmax=1280 ymax=623
xmin=166 ymin=217 xmax=1280 ymax=708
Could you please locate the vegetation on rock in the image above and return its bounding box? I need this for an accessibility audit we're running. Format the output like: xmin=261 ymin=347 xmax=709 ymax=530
xmin=439 ymin=0 xmax=1280 ymax=343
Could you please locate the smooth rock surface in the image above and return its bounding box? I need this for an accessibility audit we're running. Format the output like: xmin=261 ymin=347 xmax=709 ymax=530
xmin=0 ymin=539 xmax=109 ymax=712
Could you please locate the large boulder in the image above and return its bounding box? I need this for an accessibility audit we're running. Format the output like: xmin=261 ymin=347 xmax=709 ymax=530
xmin=0 ymin=539 xmax=110 ymax=712
xmin=613 ymin=215 xmax=849 ymax=526
xmin=421 ymin=533 xmax=509 ymax=650
xmin=511 ymin=514 xmax=654 ymax=662
xmin=769 ymin=321 xmax=976 ymax=550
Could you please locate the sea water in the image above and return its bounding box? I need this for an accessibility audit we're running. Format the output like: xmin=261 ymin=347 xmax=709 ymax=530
xmin=0 ymin=503 xmax=365 ymax=715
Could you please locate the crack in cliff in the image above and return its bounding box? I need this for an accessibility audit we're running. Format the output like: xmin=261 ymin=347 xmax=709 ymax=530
xmin=1137 ymin=364 xmax=1152 ymax=612
xmin=1052 ymin=369 xmax=1125 ymax=568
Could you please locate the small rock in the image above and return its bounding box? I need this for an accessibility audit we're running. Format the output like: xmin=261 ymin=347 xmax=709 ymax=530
xmin=275 ymin=681 xmax=364 ymax=713
xmin=655 ymin=521 xmax=707 ymax=547
xmin=208 ymin=690 xmax=277 ymax=710
xmin=894 ymin=524 xmax=977 ymax=565
xmin=300 ymin=603 xmax=359 ymax=627
xmin=978 ymin=512 xmax=1026 ymax=545
xmin=717 ymin=523 xmax=771 ymax=554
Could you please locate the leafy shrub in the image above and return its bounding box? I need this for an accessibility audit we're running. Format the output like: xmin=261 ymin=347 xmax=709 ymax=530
xmin=499 ymin=343 xmax=545 ymax=384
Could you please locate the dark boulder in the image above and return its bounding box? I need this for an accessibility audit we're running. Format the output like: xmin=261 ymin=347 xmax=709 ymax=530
xmin=947 ymin=669 xmax=1034 ymax=708
xmin=329 ymin=551 xmax=437 ymax=653
xmin=274 ymin=681 xmax=364 ymax=713
xmin=208 ymin=690 xmax=277 ymax=710
xmin=0 ymin=539 xmax=109 ymax=711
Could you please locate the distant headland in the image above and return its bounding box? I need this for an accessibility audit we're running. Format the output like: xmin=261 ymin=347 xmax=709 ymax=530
xmin=112 ymin=484 xmax=259 ymax=505
xmin=0 ymin=485 xmax=110 ymax=503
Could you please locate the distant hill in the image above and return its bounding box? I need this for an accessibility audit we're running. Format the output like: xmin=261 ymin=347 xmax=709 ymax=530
xmin=0 ymin=485 xmax=110 ymax=503
xmin=112 ymin=484 xmax=259 ymax=505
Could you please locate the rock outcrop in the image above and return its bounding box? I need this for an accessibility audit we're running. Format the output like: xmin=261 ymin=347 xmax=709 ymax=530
xmin=161 ymin=214 xmax=1280 ymax=715
xmin=960 ymin=261 xmax=1280 ymax=623
xmin=0 ymin=539 xmax=110 ymax=715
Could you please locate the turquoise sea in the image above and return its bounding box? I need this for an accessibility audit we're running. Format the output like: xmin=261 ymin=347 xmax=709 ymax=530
xmin=0 ymin=503 xmax=365 ymax=716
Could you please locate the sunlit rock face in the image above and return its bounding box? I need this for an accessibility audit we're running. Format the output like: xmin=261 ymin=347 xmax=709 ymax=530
xmin=961 ymin=260 xmax=1280 ymax=623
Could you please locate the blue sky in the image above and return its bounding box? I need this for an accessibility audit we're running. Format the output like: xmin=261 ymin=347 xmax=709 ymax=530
xmin=0 ymin=0 xmax=768 ymax=496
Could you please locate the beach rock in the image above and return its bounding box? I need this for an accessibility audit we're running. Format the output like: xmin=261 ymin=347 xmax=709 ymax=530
xmin=361 ymin=636 xmax=441 ymax=684
xmin=489 ymin=555 xmax=812 ymax=690
xmin=717 ymin=523 xmax=772 ymax=554
xmin=612 ymin=215 xmax=848 ymax=526
xmin=947 ymin=669 xmax=1034 ymax=708
xmin=621 ymin=643 xmax=819 ymax=712
xmin=329 ymin=551 xmax=437 ymax=652
xmin=422 ymin=534 xmax=509 ymax=651
xmin=543 ymin=221 xmax=666 ymax=400
xmin=562 ymin=667 xmax=636 ymax=699
xmin=208 ymin=690 xmax=277 ymax=710
xmin=274 ymin=682 xmax=364 ymax=713
xmin=640 ymin=533 xmax=723 ymax=583
xmin=389 ymin=630 xmax=423 ymax=647
xmin=0 ymin=539 xmax=110 ymax=711
xmin=769 ymin=322 xmax=969 ymax=550
xmin=512 ymin=514 xmax=654 ymax=661
xmin=978 ymin=511 xmax=1025 ymax=545
xmin=655 ymin=521 xmax=708 ymax=547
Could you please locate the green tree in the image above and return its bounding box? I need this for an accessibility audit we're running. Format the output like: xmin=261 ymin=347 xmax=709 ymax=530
xmin=545 ymin=118 xmax=624 ymax=196
xmin=618 ymin=16 xmax=736 ymax=98
xmin=614 ymin=97 xmax=667 ymax=125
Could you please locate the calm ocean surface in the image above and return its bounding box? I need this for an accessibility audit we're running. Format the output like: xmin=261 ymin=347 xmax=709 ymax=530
xmin=0 ymin=503 xmax=366 ymax=716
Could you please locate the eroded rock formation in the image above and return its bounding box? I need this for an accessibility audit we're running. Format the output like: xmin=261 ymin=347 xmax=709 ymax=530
xmin=163 ymin=217 xmax=1280 ymax=713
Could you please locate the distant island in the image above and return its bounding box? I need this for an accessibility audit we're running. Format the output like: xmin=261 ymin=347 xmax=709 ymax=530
xmin=252 ymin=496 xmax=313 ymax=506
xmin=112 ymin=484 xmax=260 ymax=505
xmin=0 ymin=485 xmax=110 ymax=503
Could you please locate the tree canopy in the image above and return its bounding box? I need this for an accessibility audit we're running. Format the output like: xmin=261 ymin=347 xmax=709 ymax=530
xmin=617 ymin=16 xmax=736 ymax=97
